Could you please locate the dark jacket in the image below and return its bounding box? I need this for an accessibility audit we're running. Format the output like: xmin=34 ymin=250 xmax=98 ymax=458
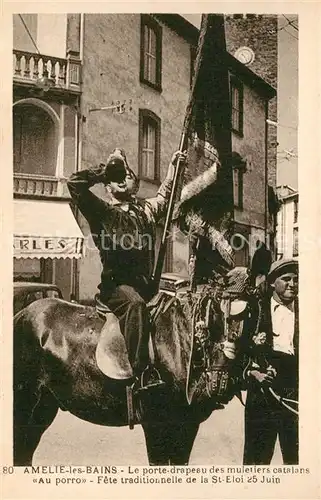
xmin=244 ymin=293 xmax=299 ymax=395
xmin=67 ymin=165 xmax=173 ymax=300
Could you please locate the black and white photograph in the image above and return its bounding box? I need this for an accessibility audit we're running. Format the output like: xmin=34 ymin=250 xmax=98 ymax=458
xmin=1 ymin=6 xmax=320 ymax=500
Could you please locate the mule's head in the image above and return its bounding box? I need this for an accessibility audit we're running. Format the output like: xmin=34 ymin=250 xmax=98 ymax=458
xmin=214 ymin=266 xmax=258 ymax=352
xmin=186 ymin=266 xmax=261 ymax=405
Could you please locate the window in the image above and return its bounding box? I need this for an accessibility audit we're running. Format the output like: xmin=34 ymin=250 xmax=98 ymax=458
xmin=230 ymin=77 xmax=244 ymax=136
xmin=293 ymin=227 xmax=298 ymax=257
xmin=13 ymin=258 xmax=51 ymax=283
xmin=46 ymin=289 xmax=62 ymax=299
xmin=233 ymin=168 xmax=244 ymax=209
xmin=232 ymin=233 xmax=249 ymax=267
xmin=14 ymin=257 xmax=41 ymax=281
xmin=138 ymin=109 xmax=161 ymax=182
xmin=293 ymin=199 xmax=298 ymax=224
xmin=190 ymin=46 xmax=197 ymax=87
xmin=13 ymin=103 xmax=58 ymax=176
xmin=140 ymin=15 xmax=162 ymax=90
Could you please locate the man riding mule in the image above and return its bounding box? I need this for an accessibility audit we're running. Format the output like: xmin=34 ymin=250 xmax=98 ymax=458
xmin=67 ymin=148 xmax=187 ymax=391
xmin=13 ymin=148 xmax=265 ymax=466
xmin=13 ymin=260 xmax=260 ymax=465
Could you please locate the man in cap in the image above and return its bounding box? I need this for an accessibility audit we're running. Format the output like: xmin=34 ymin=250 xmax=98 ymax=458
xmin=243 ymin=258 xmax=299 ymax=465
xmin=67 ymin=148 xmax=186 ymax=389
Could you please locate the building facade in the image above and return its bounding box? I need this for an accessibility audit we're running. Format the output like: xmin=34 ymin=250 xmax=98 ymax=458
xmin=13 ymin=13 xmax=84 ymax=300
xmin=275 ymin=186 xmax=298 ymax=259
xmin=189 ymin=14 xmax=277 ymax=266
xmin=225 ymin=13 xmax=278 ymax=187
xmin=77 ymin=14 xmax=194 ymax=301
xmin=12 ymin=13 xmax=277 ymax=302
xmin=77 ymin=14 xmax=276 ymax=300
xmin=224 ymin=14 xmax=279 ymax=263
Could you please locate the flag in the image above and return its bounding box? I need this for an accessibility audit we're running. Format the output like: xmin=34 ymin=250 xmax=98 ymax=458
xmin=175 ymin=14 xmax=234 ymax=269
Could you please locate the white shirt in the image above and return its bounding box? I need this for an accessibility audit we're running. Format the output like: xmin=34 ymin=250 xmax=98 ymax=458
xmin=271 ymin=297 xmax=295 ymax=355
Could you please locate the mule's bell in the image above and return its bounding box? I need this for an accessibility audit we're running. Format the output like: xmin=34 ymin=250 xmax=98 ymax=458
xmin=220 ymin=299 xmax=247 ymax=316
xmin=222 ymin=340 xmax=236 ymax=360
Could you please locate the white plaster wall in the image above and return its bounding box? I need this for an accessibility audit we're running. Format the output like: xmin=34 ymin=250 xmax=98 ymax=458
xmin=37 ymin=14 xmax=67 ymax=58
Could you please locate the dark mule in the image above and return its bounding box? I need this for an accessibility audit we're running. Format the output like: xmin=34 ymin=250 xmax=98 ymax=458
xmin=13 ymin=270 xmax=258 ymax=466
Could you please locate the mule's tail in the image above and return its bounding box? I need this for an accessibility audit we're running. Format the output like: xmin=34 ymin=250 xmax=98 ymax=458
xmin=14 ymin=308 xmax=43 ymax=385
xmin=13 ymin=309 xmax=60 ymax=466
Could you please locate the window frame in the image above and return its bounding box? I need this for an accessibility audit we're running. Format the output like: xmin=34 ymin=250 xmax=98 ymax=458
xmin=293 ymin=199 xmax=298 ymax=224
xmin=230 ymin=76 xmax=244 ymax=137
xmin=232 ymin=224 xmax=250 ymax=267
xmin=13 ymin=103 xmax=58 ymax=177
xmin=13 ymin=110 xmax=23 ymax=167
xmin=140 ymin=14 xmax=162 ymax=91
xmin=138 ymin=109 xmax=161 ymax=183
xmin=233 ymin=167 xmax=244 ymax=209
xmin=293 ymin=226 xmax=299 ymax=257
xmin=190 ymin=45 xmax=197 ymax=88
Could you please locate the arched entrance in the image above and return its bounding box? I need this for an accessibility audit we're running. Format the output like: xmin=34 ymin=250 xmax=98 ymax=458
xmin=13 ymin=99 xmax=59 ymax=176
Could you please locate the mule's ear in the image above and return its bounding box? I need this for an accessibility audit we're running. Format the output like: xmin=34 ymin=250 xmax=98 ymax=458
xmin=250 ymin=241 xmax=273 ymax=285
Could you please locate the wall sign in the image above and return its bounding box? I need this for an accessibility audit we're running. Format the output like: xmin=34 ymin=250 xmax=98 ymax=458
xmin=14 ymin=236 xmax=83 ymax=259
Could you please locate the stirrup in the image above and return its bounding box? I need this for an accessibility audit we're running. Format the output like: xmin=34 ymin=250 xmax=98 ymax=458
xmin=126 ymin=380 xmax=140 ymax=430
xmin=137 ymin=366 xmax=166 ymax=392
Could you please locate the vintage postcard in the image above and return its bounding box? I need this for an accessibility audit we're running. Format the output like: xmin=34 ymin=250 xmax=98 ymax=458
xmin=1 ymin=2 xmax=320 ymax=499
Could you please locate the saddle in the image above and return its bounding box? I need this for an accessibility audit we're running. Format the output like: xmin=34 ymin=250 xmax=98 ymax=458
xmin=94 ymin=296 xmax=166 ymax=428
xmin=94 ymin=297 xmax=162 ymax=382
xmin=95 ymin=310 xmax=134 ymax=380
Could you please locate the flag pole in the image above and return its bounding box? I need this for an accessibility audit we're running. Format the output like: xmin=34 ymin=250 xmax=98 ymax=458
xmin=151 ymin=15 xmax=211 ymax=294
xmin=151 ymin=131 xmax=187 ymax=291
xmin=151 ymin=14 xmax=226 ymax=295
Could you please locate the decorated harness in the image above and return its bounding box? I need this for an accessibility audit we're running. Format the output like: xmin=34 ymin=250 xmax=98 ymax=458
xmin=150 ymin=267 xmax=259 ymax=406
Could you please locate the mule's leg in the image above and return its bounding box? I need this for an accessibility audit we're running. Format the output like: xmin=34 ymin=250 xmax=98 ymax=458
xmin=167 ymin=420 xmax=200 ymax=465
xmin=142 ymin=423 xmax=171 ymax=465
xmin=14 ymin=384 xmax=59 ymax=466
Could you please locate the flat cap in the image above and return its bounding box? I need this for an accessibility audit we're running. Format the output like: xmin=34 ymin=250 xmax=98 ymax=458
xmin=267 ymin=258 xmax=298 ymax=283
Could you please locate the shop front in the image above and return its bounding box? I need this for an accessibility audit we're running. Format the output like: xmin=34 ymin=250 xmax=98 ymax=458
xmin=14 ymin=199 xmax=84 ymax=300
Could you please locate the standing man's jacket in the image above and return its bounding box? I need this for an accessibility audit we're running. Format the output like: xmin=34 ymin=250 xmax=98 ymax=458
xmin=67 ymin=165 xmax=173 ymax=301
xmin=244 ymin=292 xmax=299 ymax=397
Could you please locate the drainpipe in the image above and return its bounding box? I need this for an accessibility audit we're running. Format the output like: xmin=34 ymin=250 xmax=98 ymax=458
xmin=79 ymin=13 xmax=84 ymax=61
xmin=71 ymin=92 xmax=84 ymax=301
xmin=264 ymin=99 xmax=269 ymax=247
xmin=72 ymin=15 xmax=84 ymax=301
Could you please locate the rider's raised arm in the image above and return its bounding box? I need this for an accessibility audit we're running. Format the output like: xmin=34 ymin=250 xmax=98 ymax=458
xmin=146 ymin=151 xmax=186 ymax=223
xmin=67 ymin=165 xmax=109 ymax=221
xmin=146 ymin=176 xmax=173 ymax=223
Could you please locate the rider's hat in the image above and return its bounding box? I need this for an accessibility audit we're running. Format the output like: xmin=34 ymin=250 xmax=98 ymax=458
xmin=267 ymin=258 xmax=298 ymax=283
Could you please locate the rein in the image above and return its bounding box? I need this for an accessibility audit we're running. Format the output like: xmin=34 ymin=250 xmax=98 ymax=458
xmin=266 ymin=387 xmax=299 ymax=416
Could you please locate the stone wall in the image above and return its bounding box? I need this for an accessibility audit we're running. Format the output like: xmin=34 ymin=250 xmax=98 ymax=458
xmin=78 ymin=14 xmax=193 ymax=299
xmin=231 ymin=83 xmax=266 ymax=229
xmin=225 ymin=14 xmax=277 ymax=187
